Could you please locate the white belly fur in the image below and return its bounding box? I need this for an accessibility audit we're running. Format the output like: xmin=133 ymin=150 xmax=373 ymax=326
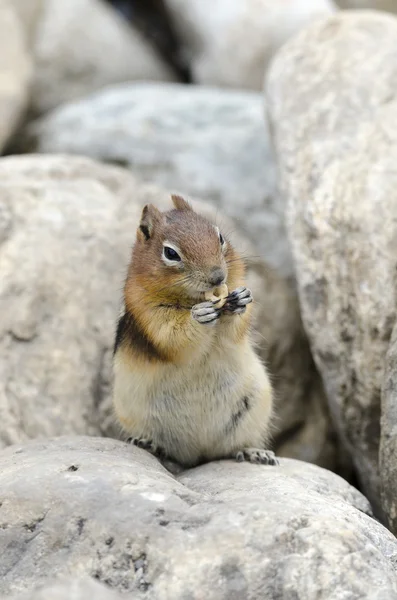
xmin=113 ymin=340 xmax=273 ymax=466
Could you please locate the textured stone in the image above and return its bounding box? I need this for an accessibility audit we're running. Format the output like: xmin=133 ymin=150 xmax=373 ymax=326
xmin=25 ymin=83 xmax=290 ymax=276
xmin=0 ymin=155 xmax=136 ymax=447
xmin=0 ymin=154 xmax=333 ymax=468
xmin=380 ymin=322 xmax=397 ymax=534
xmin=266 ymin=11 xmax=397 ymax=514
xmin=0 ymin=437 xmax=396 ymax=599
xmin=0 ymin=0 xmax=31 ymax=151
xmin=164 ymin=0 xmax=337 ymax=89
xmin=3 ymin=579 xmax=126 ymax=600
xmin=30 ymin=0 xmax=175 ymax=115
xmin=247 ymin=260 xmax=337 ymax=469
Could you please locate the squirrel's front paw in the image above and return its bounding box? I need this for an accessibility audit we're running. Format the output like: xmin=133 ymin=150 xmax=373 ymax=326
xmin=236 ymin=448 xmax=279 ymax=465
xmin=224 ymin=286 xmax=253 ymax=315
xmin=192 ymin=301 xmax=220 ymax=325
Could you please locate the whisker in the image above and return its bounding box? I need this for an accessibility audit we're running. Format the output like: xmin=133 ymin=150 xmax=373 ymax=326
xmin=147 ymin=274 xmax=194 ymax=296
xmin=226 ymin=257 xmax=253 ymax=266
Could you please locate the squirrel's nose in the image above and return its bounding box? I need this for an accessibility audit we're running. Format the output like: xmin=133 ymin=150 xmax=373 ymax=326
xmin=208 ymin=267 xmax=226 ymax=287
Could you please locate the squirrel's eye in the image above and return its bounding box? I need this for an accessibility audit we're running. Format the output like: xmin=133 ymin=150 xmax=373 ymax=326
xmin=163 ymin=246 xmax=181 ymax=262
xmin=219 ymin=232 xmax=225 ymax=246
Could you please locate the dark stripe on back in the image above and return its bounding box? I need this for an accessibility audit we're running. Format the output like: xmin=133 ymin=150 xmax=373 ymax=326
xmin=113 ymin=311 xmax=165 ymax=362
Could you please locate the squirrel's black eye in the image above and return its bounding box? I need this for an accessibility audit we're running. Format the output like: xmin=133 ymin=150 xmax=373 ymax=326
xmin=163 ymin=246 xmax=181 ymax=262
xmin=219 ymin=232 xmax=225 ymax=246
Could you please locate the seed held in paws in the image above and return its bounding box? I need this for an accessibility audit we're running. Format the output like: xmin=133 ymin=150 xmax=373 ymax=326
xmin=205 ymin=283 xmax=229 ymax=308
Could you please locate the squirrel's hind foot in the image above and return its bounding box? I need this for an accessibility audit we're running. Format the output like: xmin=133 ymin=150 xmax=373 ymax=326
xmin=236 ymin=448 xmax=278 ymax=465
xmin=127 ymin=437 xmax=166 ymax=459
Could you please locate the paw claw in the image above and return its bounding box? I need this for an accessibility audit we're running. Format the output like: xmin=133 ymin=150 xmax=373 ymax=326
xmin=224 ymin=287 xmax=253 ymax=315
xmin=127 ymin=437 xmax=166 ymax=460
xmin=236 ymin=451 xmax=244 ymax=462
xmin=235 ymin=448 xmax=278 ymax=466
xmin=128 ymin=437 xmax=153 ymax=451
xmin=192 ymin=301 xmax=220 ymax=325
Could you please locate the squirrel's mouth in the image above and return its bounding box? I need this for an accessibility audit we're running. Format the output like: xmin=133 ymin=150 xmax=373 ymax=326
xmin=179 ymin=271 xmax=228 ymax=301
xmin=187 ymin=282 xmax=226 ymax=296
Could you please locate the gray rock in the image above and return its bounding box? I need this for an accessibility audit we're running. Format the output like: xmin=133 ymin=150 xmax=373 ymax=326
xmin=0 ymin=1 xmax=31 ymax=152
xmin=248 ymin=260 xmax=338 ymax=470
xmin=0 ymin=154 xmax=333 ymax=469
xmin=26 ymin=83 xmax=291 ymax=277
xmin=9 ymin=0 xmax=44 ymax=46
xmin=336 ymin=0 xmax=397 ymax=11
xmin=163 ymin=0 xmax=337 ymax=89
xmin=29 ymin=0 xmax=176 ymax=116
xmin=380 ymin=322 xmax=397 ymax=534
xmin=266 ymin=11 xmax=397 ymax=514
xmin=2 ymin=578 xmax=126 ymax=600
xmin=0 ymin=437 xmax=396 ymax=599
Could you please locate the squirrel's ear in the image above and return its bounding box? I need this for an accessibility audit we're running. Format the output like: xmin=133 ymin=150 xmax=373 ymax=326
xmin=171 ymin=194 xmax=192 ymax=212
xmin=137 ymin=204 xmax=161 ymax=241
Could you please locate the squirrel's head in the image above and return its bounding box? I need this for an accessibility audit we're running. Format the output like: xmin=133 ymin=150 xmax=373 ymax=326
xmin=128 ymin=195 xmax=242 ymax=304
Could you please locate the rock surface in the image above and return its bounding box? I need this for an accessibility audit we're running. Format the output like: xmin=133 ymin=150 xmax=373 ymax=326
xmin=0 ymin=436 xmax=396 ymax=599
xmin=2 ymin=579 xmax=125 ymax=600
xmin=29 ymin=0 xmax=175 ymax=115
xmin=337 ymin=0 xmax=397 ymax=11
xmin=248 ymin=261 xmax=337 ymax=469
xmin=266 ymin=11 xmax=397 ymax=514
xmin=25 ymin=83 xmax=291 ymax=276
xmin=10 ymin=0 xmax=44 ymax=46
xmin=0 ymin=0 xmax=31 ymax=151
xmin=0 ymin=154 xmax=333 ymax=468
xmin=380 ymin=322 xmax=397 ymax=534
xmin=164 ymin=0 xmax=337 ymax=90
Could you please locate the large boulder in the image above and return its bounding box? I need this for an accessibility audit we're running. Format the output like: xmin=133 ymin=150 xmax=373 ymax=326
xmin=163 ymin=0 xmax=337 ymax=90
xmin=0 ymin=436 xmax=396 ymax=599
xmin=0 ymin=154 xmax=134 ymax=447
xmin=27 ymin=0 xmax=175 ymax=116
xmin=266 ymin=11 xmax=397 ymax=515
xmin=24 ymin=83 xmax=290 ymax=276
xmin=0 ymin=154 xmax=333 ymax=468
xmin=0 ymin=0 xmax=31 ymax=152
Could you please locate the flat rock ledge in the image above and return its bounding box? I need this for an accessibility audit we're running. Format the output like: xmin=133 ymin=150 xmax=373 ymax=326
xmin=0 ymin=436 xmax=396 ymax=599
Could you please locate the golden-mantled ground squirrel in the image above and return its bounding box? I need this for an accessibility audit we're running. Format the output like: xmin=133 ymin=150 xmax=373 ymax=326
xmin=112 ymin=195 xmax=277 ymax=467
